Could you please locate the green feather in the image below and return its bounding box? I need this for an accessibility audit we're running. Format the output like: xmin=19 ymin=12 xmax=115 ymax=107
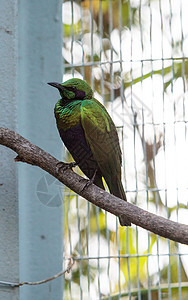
xmin=49 ymin=78 xmax=131 ymax=226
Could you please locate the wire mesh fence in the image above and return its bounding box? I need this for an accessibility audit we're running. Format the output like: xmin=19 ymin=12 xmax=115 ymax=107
xmin=61 ymin=0 xmax=188 ymax=299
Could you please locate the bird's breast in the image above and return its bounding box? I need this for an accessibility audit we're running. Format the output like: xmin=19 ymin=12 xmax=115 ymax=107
xmin=54 ymin=100 xmax=81 ymax=130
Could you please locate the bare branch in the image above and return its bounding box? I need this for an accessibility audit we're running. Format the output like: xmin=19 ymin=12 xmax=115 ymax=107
xmin=0 ymin=257 xmax=74 ymax=287
xmin=0 ymin=127 xmax=188 ymax=245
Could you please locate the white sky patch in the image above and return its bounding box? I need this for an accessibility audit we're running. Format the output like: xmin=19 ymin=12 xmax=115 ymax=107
xmin=62 ymin=71 xmax=83 ymax=82
xmin=63 ymin=41 xmax=83 ymax=64
xmin=82 ymin=33 xmax=101 ymax=57
xmin=62 ymin=1 xmax=81 ymax=25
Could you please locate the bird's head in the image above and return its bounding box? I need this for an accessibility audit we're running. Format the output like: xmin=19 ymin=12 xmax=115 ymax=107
xmin=48 ymin=78 xmax=93 ymax=101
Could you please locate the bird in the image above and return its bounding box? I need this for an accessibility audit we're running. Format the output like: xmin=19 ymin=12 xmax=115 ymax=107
xmin=48 ymin=78 xmax=131 ymax=226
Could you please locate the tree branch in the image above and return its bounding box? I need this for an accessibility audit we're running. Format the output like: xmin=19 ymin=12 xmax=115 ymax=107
xmin=0 ymin=127 xmax=188 ymax=245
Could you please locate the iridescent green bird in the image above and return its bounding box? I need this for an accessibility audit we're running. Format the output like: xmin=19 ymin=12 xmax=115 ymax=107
xmin=48 ymin=78 xmax=131 ymax=226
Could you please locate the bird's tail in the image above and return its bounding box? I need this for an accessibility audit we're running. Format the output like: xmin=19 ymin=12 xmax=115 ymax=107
xmin=109 ymin=178 xmax=131 ymax=226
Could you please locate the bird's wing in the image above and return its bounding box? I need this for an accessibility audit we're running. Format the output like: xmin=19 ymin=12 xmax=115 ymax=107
xmin=80 ymin=99 xmax=122 ymax=180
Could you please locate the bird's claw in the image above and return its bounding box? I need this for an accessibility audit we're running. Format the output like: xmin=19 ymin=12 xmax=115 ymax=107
xmin=80 ymin=179 xmax=93 ymax=193
xmin=80 ymin=168 xmax=98 ymax=193
xmin=119 ymin=215 xmax=131 ymax=227
xmin=56 ymin=161 xmax=77 ymax=173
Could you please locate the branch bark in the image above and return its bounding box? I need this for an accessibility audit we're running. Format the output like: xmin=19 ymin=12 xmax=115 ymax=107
xmin=0 ymin=127 xmax=188 ymax=245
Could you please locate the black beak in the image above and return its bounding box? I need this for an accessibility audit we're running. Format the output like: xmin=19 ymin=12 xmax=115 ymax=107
xmin=47 ymin=82 xmax=65 ymax=90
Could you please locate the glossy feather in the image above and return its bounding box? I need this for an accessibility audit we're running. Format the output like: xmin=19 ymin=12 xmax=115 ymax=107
xmin=49 ymin=78 xmax=131 ymax=226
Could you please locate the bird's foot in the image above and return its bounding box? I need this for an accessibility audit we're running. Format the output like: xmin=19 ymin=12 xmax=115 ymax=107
xmin=80 ymin=169 xmax=98 ymax=193
xmin=56 ymin=161 xmax=77 ymax=173
xmin=119 ymin=215 xmax=131 ymax=227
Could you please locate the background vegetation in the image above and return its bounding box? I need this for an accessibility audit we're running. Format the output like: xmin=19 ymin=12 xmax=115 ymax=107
xmin=61 ymin=0 xmax=188 ymax=299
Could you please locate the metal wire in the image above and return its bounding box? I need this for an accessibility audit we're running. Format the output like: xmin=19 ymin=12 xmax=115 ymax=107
xmin=62 ymin=0 xmax=188 ymax=299
xmin=63 ymin=56 xmax=188 ymax=69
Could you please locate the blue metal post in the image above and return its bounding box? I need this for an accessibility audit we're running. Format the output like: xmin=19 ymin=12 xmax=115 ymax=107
xmin=18 ymin=1 xmax=63 ymax=299
xmin=0 ymin=1 xmax=19 ymax=299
